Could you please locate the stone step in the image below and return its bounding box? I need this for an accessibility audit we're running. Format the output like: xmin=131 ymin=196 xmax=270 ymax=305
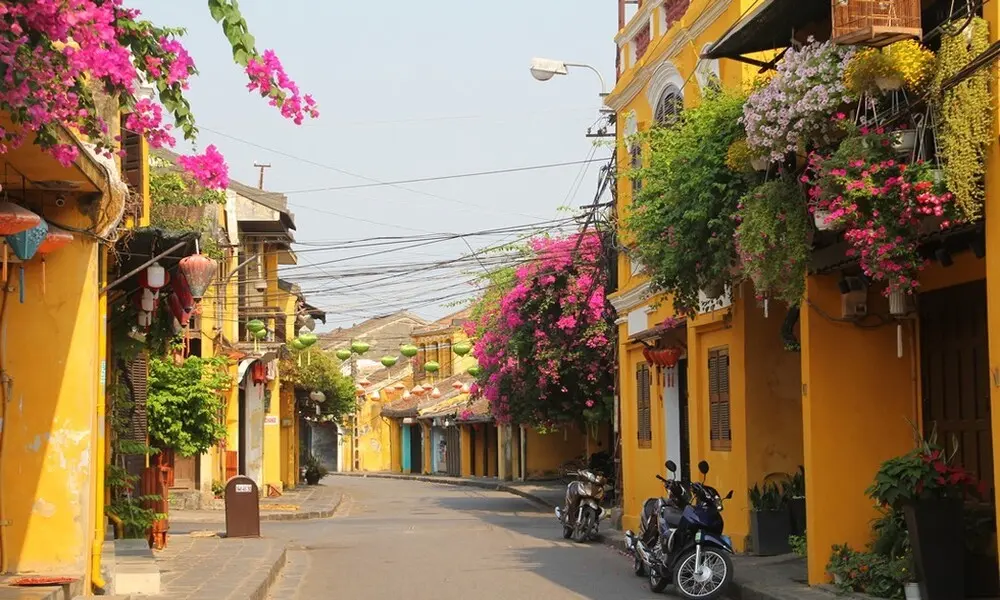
xmin=111 ymin=540 xmax=159 ymax=596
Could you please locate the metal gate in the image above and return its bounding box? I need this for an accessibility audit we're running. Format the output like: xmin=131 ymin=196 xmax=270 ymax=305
xmin=445 ymin=427 xmax=461 ymax=477
xmin=920 ymin=279 xmax=992 ymax=501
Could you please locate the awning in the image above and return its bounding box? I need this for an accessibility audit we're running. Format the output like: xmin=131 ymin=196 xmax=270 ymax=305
xmin=628 ymin=317 xmax=688 ymax=344
xmin=702 ymin=0 xmax=829 ymax=65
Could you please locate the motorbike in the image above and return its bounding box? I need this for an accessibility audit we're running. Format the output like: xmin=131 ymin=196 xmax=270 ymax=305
xmin=624 ymin=460 xmax=735 ymax=599
xmin=629 ymin=460 xmax=692 ymax=577
xmin=554 ymin=469 xmax=609 ymax=543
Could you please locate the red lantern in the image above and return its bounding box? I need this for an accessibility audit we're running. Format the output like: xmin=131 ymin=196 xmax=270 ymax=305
xmin=662 ymin=347 xmax=681 ymax=368
xmin=178 ymin=254 xmax=218 ymax=300
xmin=168 ymin=293 xmax=191 ymax=326
xmin=172 ymin=271 xmax=194 ymax=310
xmin=37 ymin=225 xmax=73 ymax=255
xmin=642 ymin=348 xmax=653 ymax=364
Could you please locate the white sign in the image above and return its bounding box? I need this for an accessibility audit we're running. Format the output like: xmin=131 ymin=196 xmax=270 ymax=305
xmin=235 ymin=484 xmax=252 ymax=493
xmin=264 ymin=415 xmax=279 ymax=426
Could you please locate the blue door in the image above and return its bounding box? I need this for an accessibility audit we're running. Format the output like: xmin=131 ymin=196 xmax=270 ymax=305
xmin=401 ymin=425 xmax=411 ymax=473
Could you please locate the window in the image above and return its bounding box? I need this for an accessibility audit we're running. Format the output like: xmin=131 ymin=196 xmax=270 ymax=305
xmin=708 ymin=347 xmax=732 ymax=451
xmin=637 ymin=362 xmax=652 ymax=449
xmin=654 ymin=85 xmax=683 ymax=125
xmin=119 ymin=113 xmax=144 ymax=221
xmin=630 ymin=144 xmax=643 ymax=194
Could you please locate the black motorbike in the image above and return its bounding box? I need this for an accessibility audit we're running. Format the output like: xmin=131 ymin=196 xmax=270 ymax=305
xmin=628 ymin=460 xmax=692 ymax=577
xmin=625 ymin=460 xmax=735 ymax=599
xmin=554 ymin=469 xmax=609 ymax=543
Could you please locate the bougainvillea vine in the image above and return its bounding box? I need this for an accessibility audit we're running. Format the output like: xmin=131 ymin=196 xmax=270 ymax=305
xmin=0 ymin=0 xmax=318 ymax=190
xmin=465 ymin=233 xmax=615 ymax=428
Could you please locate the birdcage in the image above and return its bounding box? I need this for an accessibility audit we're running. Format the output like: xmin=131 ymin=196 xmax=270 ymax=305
xmin=832 ymin=0 xmax=922 ymax=47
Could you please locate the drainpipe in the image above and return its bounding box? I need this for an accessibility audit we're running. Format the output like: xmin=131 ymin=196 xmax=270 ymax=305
xmin=0 ymin=268 xmax=12 ymax=573
xmin=92 ymin=248 xmax=108 ymax=592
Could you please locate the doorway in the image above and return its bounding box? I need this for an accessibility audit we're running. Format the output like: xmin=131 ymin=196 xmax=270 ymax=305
xmin=920 ymin=279 xmax=992 ymax=499
xmin=664 ymin=358 xmax=692 ymax=482
xmin=409 ymin=424 xmax=423 ymax=474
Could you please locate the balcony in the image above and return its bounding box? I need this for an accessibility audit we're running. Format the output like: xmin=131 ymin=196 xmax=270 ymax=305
xmin=616 ymin=0 xmax=692 ymax=77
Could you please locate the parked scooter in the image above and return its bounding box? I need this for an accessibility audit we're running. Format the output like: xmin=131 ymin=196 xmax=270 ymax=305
xmin=625 ymin=460 xmax=735 ymax=599
xmin=554 ymin=469 xmax=609 ymax=542
xmin=629 ymin=460 xmax=692 ymax=577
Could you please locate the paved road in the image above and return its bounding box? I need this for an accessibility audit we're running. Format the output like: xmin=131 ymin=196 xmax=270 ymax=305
xmin=250 ymin=477 xmax=731 ymax=600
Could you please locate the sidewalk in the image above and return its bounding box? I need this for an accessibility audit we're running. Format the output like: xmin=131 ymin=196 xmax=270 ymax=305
xmin=170 ymin=481 xmax=343 ymax=523
xmin=329 ymin=471 xmax=566 ymax=508
xmin=149 ymin=533 xmax=285 ymax=600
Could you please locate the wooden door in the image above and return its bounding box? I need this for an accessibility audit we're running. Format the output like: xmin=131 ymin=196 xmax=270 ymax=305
xmin=172 ymin=455 xmax=197 ymax=490
xmin=920 ymin=279 xmax=992 ymax=501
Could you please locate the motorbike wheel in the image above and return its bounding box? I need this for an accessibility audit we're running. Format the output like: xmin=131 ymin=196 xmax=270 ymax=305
xmin=632 ymin=552 xmax=646 ymax=577
xmin=562 ymin=525 xmax=573 ymax=539
xmin=572 ymin=509 xmax=593 ymax=543
xmin=648 ymin=564 xmax=669 ymax=593
xmin=672 ymin=547 xmax=733 ymax=600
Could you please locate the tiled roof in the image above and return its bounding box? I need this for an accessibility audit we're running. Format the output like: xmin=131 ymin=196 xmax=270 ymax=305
xmin=458 ymin=396 xmax=492 ymax=423
xmin=413 ymin=306 xmax=474 ymax=336
xmin=380 ymin=372 xmax=471 ymax=418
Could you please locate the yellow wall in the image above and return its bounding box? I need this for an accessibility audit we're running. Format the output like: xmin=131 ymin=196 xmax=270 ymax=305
xmin=801 ymin=275 xmax=914 ymax=583
xmin=986 ymin=0 xmax=1000 ymax=566
xmin=1 ymin=203 xmax=101 ymax=575
xmin=524 ymin=423 xmax=606 ymax=479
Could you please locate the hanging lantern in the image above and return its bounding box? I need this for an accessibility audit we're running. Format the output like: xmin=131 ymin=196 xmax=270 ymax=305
xmin=402 ymin=390 xmax=411 ymax=400
xmin=300 ymin=315 xmax=316 ymax=332
xmin=141 ymin=288 xmax=155 ymax=312
xmin=172 ymin=271 xmax=194 ymax=311
xmin=252 ymin=328 xmax=268 ymax=341
xmin=394 ymin=383 xmax=406 ymax=391
xmin=411 ymin=386 xmax=425 ymax=396
xmin=335 ymin=349 xmax=352 ymax=361
xmin=360 ymin=379 xmax=373 ymax=388
xmin=380 ymin=356 xmax=398 ymax=368
xmin=467 ymin=366 xmax=482 ymax=377
xmin=35 ymin=224 xmax=73 ymax=297
xmin=0 ymin=202 xmax=41 ymax=284
xmin=452 ymin=341 xmax=472 ymax=357
xmin=642 ymin=347 xmax=653 ymax=364
xmin=422 ymin=384 xmax=434 ymax=392
xmin=309 ymin=390 xmax=326 ymax=403
xmin=299 ymin=332 xmax=318 ymax=347
xmin=137 ymin=311 xmax=151 ymax=328
xmin=351 ymin=341 xmax=371 ymax=355
xmin=168 ymin=293 xmax=186 ymax=324
xmin=246 ymin=319 xmax=266 ymax=334
xmin=178 ymin=254 xmax=217 ymax=300
xmin=7 ymin=220 xmax=47 ymax=304
xmin=290 ymin=338 xmax=306 ymax=351
xmin=424 ymin=361 xmax=440 ymax=374
xmin=143 ymin=261 xmax=166 ymax=291
xmin=430 ymin=387 xmax=442 ymax=399
xmin=662 ymin=347 xmax=681 ymax=369
xmin=400 ymin=344 xmax=418 ymax=358
xmin=461 ymin=383 xmax=471 ymax=394
xmin=452 ymin=381 xmax=463 ymax=390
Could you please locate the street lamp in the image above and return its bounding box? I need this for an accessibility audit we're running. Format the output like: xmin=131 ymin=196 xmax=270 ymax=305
xmin=529 ymin=57 xmax=609 ymax=98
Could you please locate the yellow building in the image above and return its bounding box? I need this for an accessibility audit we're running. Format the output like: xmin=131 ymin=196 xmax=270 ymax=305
xmin=609 ymin=0 xmax=800 ymax=550
xmin=610 ymin=0 xmax=1000 ymax=589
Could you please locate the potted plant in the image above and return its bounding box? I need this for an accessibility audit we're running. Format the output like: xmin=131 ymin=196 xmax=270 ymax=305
xmin=782 ymin=466 xmax=806 ymax=536
xmin=844 ymin=41 xmax=934 ymax=96
xmin=749 ymin=481 xmax=791 ymax=555
xmin=303 ymin=454 xmax=328 ymax=485
xmin=964 ymin=505 xmax=1000 ymax=598
xmin=735 ymin=178 xmax=810 ymax=307
xmin=867 ymin=425 xmax=981 ymax=600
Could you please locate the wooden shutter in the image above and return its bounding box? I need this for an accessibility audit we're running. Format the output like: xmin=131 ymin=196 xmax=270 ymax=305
xmin=709 ymin=348 xmax=731 ymax=451
xmin=120 ymin=114 xmax=144 ymax=199
xmin=637 ymin=363 xmax=652 ymax=449
xmin=127 ymin=353 xmax=149 ymax=442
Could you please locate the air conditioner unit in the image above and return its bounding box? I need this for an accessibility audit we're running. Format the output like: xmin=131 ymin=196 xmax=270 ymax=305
xmin=839 ymin=276 xmax=869 ymax=318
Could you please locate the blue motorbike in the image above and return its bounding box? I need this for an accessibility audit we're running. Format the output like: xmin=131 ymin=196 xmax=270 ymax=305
xmin=624 ymin=460 xmax=735 ymax=599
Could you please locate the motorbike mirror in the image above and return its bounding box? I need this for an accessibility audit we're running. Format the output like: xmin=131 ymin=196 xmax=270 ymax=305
xmin=725 ymin=490 xmax=734 ymax=500
xmin=698 ymin=460 xmax=710 ymax=475
xmin=666 ymin=460 xmax=677 ymax=473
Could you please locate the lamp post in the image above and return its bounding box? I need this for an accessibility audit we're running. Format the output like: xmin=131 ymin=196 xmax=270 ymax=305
xmin=529 ymin=57 xmax=610 ymax=100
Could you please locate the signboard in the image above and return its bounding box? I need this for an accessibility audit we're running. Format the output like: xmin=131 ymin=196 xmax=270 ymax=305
xmin=264 ymin=415 xmax=279 ymax=426
xmin=235 ymin=483 xmax=252 ymax=493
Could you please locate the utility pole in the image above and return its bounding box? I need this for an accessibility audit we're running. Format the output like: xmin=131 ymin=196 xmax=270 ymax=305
xmin=350 ymin=339 xmax=360 ymax=472
xmin=253 ymin=162 xmax=271 ymax=190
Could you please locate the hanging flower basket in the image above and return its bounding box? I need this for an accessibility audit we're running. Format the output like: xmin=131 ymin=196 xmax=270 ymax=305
xmin=889 ymin=289 xmax=914 ymax=316
xmin=812 ymin=208 xmax=840 ymax=232
xmin=875 ymin=75 xmax=904 ymax=92
xmin=892 ymin=129 xmax=918 ymax=155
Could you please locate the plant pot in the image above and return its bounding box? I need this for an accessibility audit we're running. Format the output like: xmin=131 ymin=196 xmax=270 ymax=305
xmin=750 ymin=508 xmax=792 ymax=556
xmin=918 ymin=215 xmax=946 ymax=235
xmin=305 ymin=473 xmax=321 ymax=485
xmin=888 ymin=289 xmax=913 ymax=317
xmin=904 ymin=497 xmax=965 ymax=600
xmin=813 ymin=208 xmax=837 ymax=232
xmin=965 ymin=549 xmax=1000 ymax=598
xmin=904 ymin=582 xmax=921 ymax=600
xmin=788 ymin=497 xmax=806 ymax=536
xmin=876 ymin=76 xmax=904 ymax=92
xmin=751 ymin=157 xmax=769 ymax=171
xmin=893 ymin=129 xmax=918 ymax=155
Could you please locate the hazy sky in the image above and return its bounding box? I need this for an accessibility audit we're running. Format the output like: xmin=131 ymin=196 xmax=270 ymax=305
xmin=131 ymin=1 xmax=616 ymax=329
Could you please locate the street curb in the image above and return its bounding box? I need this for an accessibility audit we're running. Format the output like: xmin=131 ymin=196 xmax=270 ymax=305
xmin=249 ymin=547 xmax=287 ymax=600
xmin=259 ymin=491 xmax=344 ymax=522
xmin=328 ymin=472 xmax=556 ymax=509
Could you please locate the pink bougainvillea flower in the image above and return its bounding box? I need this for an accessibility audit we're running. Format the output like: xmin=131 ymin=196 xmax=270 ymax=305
xmin=177 ymin=145 xmax=229 ymax=190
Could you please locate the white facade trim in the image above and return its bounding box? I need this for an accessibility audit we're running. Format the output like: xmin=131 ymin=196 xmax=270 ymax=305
xmin=610 ymin=281 xmax=652 ymax=314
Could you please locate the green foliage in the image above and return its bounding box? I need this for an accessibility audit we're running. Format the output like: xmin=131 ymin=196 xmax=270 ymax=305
xmin=149 ymin=159 xmax=226 ymax=259
xmin=303 ymin=454 xmax=328 ymax=482
xmin=789 ymin=533 xmax=807 ymax=558
xmin=624 ymin=90 xmax=749 ymax=315
xmin=871 ymin=507 xmax=909 ymax=559
xmin=280 ymin=350 xmax=357 ymax=421
xmin=783 ymin=465 xmax=806 ymax=499
xmin=147 ymin=356 xmax=231 ymax=457
xmin=208 ymin=0 xmax=259 ymax=68
xmin=211 ymin=480 xmax=225 ymax=498
xmin=827 ymin=544 xmax=912 ymax=599
xmin=735 ymin=178 xmax=810 ymax=306
xmin=748 ymin=481 xmax=785 ymax=511
xmin=105 ymin=465 xmax=164 ymax=539
xmin=932 ymin=17 xmax=992 ymax=221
